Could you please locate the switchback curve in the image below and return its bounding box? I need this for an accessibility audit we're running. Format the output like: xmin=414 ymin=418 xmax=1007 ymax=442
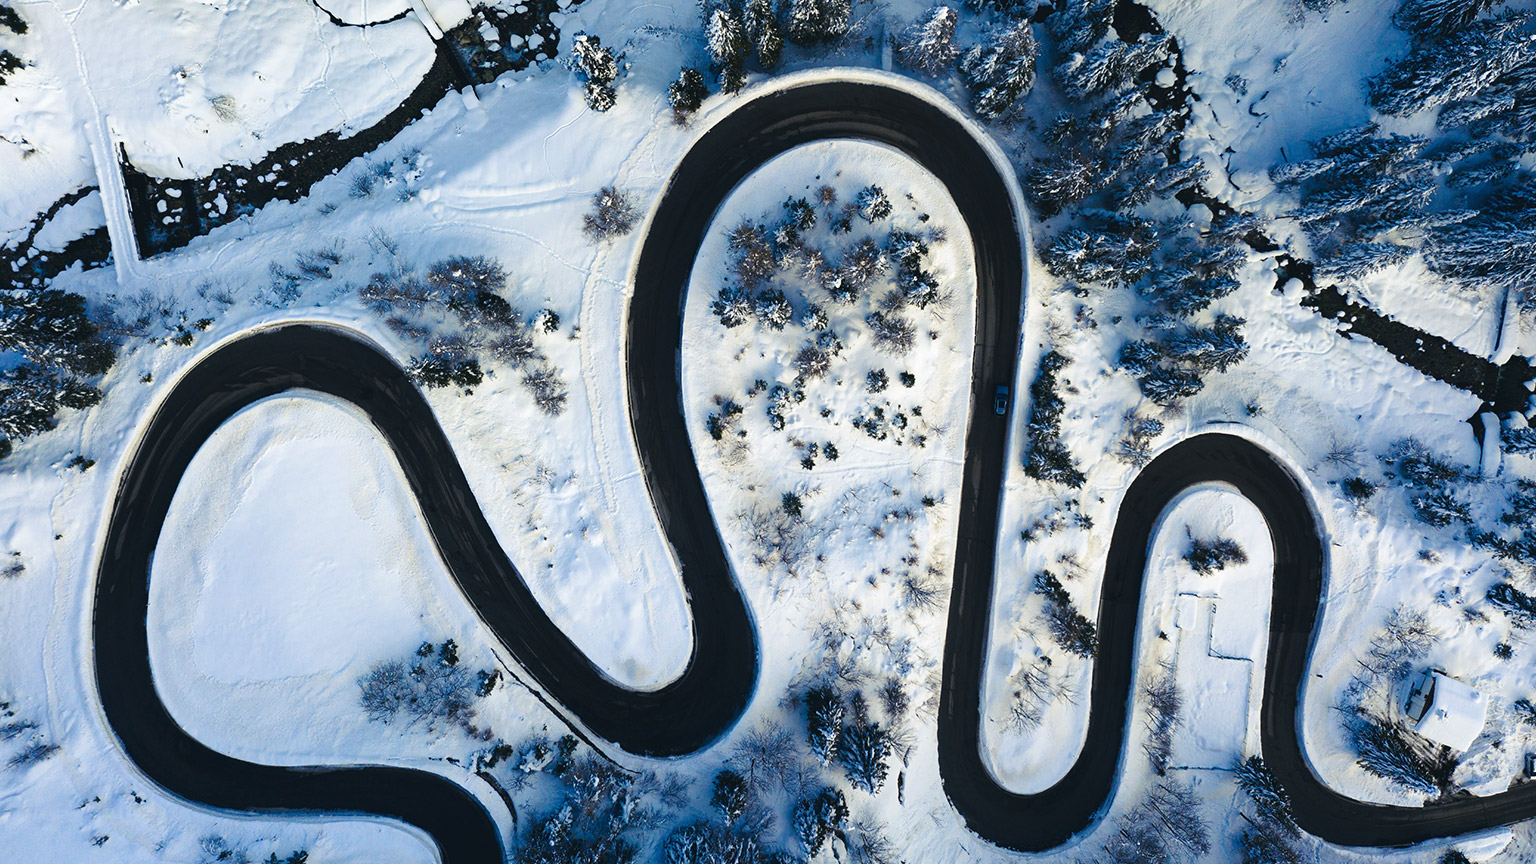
xmin=89 ymin=78 xmax=1536 ymax=864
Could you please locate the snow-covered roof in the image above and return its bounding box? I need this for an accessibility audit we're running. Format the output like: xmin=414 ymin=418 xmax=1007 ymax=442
xmin=1406 ymin=671 xmax=1487 ymax=752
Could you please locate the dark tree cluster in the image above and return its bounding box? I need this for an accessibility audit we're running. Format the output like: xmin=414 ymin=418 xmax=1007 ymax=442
xmin=1023 ymin=350 xmax=1085 ymax=488
xmin=1034 ymin=571 xmax=1098 ymax=657
xmin=0 ymin=287 xmax=115 ymax=459
xmin=517 ymin=754 xmax=650 ymax=864
xmin=1141 ymin=671 xmax=1180 ymax=775
xmin=359 ymin=255 xmax=568 ymax=415
xmin=569 ymin=33 xmax=619 ymax=112
xmin=894 ymin=6 xmax=960 ymax=77
xmin=792 ymin=785 xmax=849 ymax=857
xmin=1234 ymin=755 xmax=1297 ymax=835
xmin=0 ymin=2 xmax=25 ymax=86
xmin=1029 ymin=90 xmax=1186 ymax=216
xmin=1184 ymin=534 xmax=1248 ymax=575
xmin=674 ymin=0 xmax=835 ymax=120
xmin=1097 ymin=780 xmax=1210 ymax=864
xmin=583 ymin=186 xmax=638 ymax=241
xmin=356 ymin=640 xmax=491 ymax=733
xmin=961 ymin=18 xmax=1039 ymax=121
xmin=1350 ymin=713 xmax=1444 ymax=795
xmin=1270 ymin=124 xmax=1437 ymax=281
xmin=1380 ymin=438 xmax=1474 ymax=529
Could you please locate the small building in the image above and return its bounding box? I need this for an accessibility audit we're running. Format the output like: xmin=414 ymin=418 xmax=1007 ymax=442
xmin=1404 ymin=670 xmax=1487 ymax=752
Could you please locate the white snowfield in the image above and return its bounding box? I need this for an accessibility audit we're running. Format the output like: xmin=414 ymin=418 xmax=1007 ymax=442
xmin=3 ymin=0 xmax=1536 ymax=859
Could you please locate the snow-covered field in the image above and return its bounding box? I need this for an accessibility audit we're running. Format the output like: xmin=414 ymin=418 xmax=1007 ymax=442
xmin=4 ymin=0 xmax=1536 ymax=861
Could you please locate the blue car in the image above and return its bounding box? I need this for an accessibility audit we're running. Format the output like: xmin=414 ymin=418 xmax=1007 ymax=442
xmin=994 ymin=385 xmax=1010 ymax=416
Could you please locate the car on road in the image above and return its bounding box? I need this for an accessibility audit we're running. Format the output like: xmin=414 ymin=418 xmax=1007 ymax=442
xmin=994 ymin=385 xmax=1010 ymax=415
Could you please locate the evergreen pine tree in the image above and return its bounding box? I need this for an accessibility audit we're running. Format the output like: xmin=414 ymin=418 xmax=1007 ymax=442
xmin=896 ymin=6 xmax=961 ymax=76
xmin=961 ymin=18 xmax=1039 ymax=120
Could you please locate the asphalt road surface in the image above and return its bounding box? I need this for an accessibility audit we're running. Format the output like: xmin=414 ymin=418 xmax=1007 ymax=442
xmin=91 ymin=80 xmax=1535 ymax=863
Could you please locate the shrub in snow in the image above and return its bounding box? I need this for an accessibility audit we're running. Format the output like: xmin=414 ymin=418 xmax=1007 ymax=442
xmin=1041 ymin=212 xmax=1157 ymax=288
xmin=865 ymin=311 xmax=916 ymax=355
xmin=1514 ymin=698 xmax=1536 ymax=726
xmin=896 ymin=6 xmax=960 ymax=76
xmin=1342 ymin=476 xmax=1378 ymax=510
xmin=710 ymin=285 xmax=754 ymax=328
xmin=961 ymin=19 xmax=1038 ymax=121
xmin=522 ymin=365 xmax=569 ymax=416
xmin=410 ymin=352 xmax=483 ymax=390
xmin=668 ymin=68 xmax=708 ymax=120
xmin=1350 ymin=714 xmax=1441 ymax=795
xmin=754 ymin=288 xmax=793 ymax=330
xmin=1137 ymin=365 xmax=1203 ymax=406
xmin=357 ymin=643 xmax=481 ymax=730
xmin=7 ymin=740 xmax=59 ymax=768
xmin=569 ymin=34 xmax=619 ymax=112
xmin=0 ymin=287 xmax=114 ymax=457
xmin=1184 ymin=534 xmax=1248 ymax=575
xmin=1117 ymin=415 xmax=1164 ymax=467
xmin=805 ymin=685 xmax=844 ymax=765
xmin=784 ymin=0 xmax=851 ymax=46
xmin=855 ymin=186 xmax=892 ymax=223
xmin=1007 ymin=656 xmax=1075 ymax=731
xmin=866 ymin=368 xmax=888 ymax=393
xmin=1364 ymin=606 xmax=1437 ymax=678
xmin=582 ymin=186 xmax=637 ymax=241
xmin=661 ymin=822 xmax=771 ymax=864
xmin=731 ymin=724 xmax=796 ymax=791
xmin=792 ymin=786 xmax=848 ymax=857
xmin=704 ymin=8 xmax=749 ymax=71
xmin=0 ymin=5 xmax=27 ymax=36
xmin=1504 ymin=424 xmax=1536 ymax=454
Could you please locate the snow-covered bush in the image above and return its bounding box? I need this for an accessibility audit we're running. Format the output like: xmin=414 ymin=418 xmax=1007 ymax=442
xmin=1006 ymin=655 xmax=1075 ymax=731
xmin=865 ymin=310 xmax=916 ymax=354
xmin=0 ymin=287 xmax=114 ymax=458
xmin=1054 ymin=33 xmax=1171 ymax=102
xmin=744 ymin=0 xmax=783 ymax=67
xmin=1400 ymin=0 xmax=1505 ymax=38
xmin=583 ymin=186 xmax=637 ymax=241
xmin=357 ymin=640 xmax=486 ymax=731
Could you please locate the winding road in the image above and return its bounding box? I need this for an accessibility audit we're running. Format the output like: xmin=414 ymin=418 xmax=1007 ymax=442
xmin=91 ymin=80 xmax=1536 ymax=862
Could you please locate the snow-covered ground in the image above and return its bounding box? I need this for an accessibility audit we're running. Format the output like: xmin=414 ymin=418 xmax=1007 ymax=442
xmin=4 ymin=0 xmax=1536 ymax=861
